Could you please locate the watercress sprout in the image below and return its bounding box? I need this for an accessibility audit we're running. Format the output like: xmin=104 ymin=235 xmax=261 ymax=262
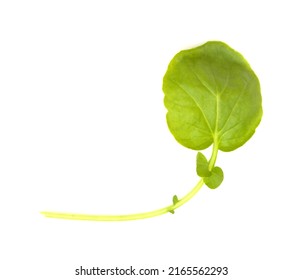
xmin=41 ymin=41 xmax=262 ymax=221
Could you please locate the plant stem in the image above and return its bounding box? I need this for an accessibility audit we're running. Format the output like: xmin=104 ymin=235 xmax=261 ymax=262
xmin=41 ymin=178 xmax=204 ymax=222
xmin=208 ymin=140 xmax=219 ymax=171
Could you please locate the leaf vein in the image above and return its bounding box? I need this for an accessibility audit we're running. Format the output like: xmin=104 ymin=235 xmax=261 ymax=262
xmin=190 ymin=69 xmax=216 ymax=98
xmin=218 ymin=78 xmax=252 ymax=136
xmin=168 ymin=79 xmax=214 ymax=134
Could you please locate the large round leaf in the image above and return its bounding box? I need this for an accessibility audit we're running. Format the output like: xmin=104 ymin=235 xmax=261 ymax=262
xmin=163 ymin=41 xmax=262 ymax=152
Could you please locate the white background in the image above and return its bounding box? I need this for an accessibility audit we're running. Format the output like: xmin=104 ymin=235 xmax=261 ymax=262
xmin=1 ymin=0 xmax=301 ymax=279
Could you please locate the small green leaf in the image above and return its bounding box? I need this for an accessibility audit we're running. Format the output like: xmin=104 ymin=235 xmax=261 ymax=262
xmin=196 ymin=152 xmax=211 ymax=177
xmin=172 ymin=195 xmax=179 ymax=205
xmin=204 ymin=166 xmax=224 ymax=189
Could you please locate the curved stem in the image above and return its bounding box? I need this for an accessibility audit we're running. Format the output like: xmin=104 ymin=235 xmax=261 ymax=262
xmin=41 ymin=178 xmax=204 ymax=222
xmin=208 ymin=140 xmax=219 ymax=171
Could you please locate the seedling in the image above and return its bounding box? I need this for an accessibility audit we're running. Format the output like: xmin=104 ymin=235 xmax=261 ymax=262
xmin=41 ymin=41 xmax=262 ymax=221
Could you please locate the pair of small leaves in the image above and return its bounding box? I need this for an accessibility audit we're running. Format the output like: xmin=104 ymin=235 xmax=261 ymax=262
xmin=169 ymin=195 xmax=179 ymax=214
xmin=196 ymin=152 xmax=223 ymax=189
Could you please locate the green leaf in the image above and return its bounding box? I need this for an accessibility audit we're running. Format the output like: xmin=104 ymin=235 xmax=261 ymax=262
xmin=204 ymin=166 xmax=224 ymax=189
xmin=163 ymin=41 xmax=262 ymax=152
xmin=196 ymin=152 xmax=211 ymax=177
xmin=172 ymin=195 xmax=179 ymax=205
